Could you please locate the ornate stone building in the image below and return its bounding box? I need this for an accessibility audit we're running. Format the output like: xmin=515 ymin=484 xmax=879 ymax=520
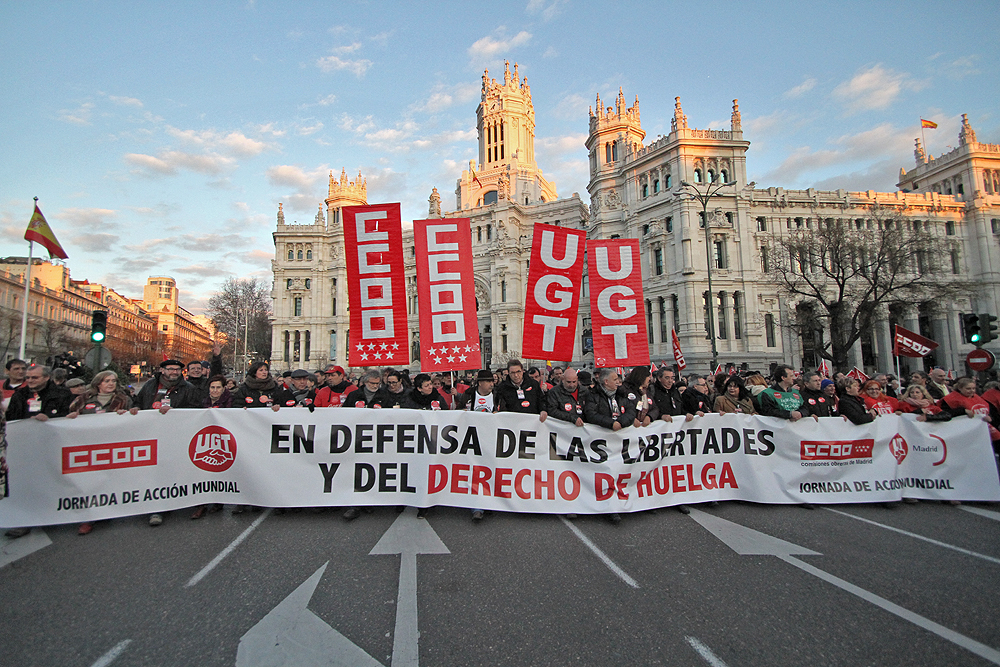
xmin=271 ymin=65 xmax=1000 ymax=375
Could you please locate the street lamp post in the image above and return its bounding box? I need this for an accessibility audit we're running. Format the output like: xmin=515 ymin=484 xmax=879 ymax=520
xmin=679 ymin=179 xmax=737 ymax=373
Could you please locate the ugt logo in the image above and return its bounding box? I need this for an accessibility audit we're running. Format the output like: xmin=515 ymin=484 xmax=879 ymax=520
xmin=189 ymin=426 xmax=237 ymax=473
xmin=888 ymin=433 xmax=908 ymax=465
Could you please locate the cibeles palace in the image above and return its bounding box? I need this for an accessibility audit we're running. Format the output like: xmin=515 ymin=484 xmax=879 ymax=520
xmin=271 ymin=62 xmax=1000 ymax=377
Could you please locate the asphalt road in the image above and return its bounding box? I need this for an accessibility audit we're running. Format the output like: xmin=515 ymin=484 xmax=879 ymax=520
xmin=1 ymin=500 xmax=999 ymax=667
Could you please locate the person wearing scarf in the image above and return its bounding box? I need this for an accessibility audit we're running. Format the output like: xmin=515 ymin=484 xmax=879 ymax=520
xmin=230 ymin=361 xmax=292 ymax=410
xmin=622 ymin=366 xmax=657 ymax=426
xmin=714 ymin=376 xmax=757 ymax=415
xmin=897 ymin=384 xmax=950 ymax=422
xmin=861 ymin=380 xmax=900 ymax=416
xmin=202 ymin=375 xmax=233 ymax=408
xmin=68 ymin=370 xmax=132 ymax=417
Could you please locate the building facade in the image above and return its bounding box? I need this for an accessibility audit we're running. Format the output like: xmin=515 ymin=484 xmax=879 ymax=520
xmin=271 ymin=64 xmax=1000 ymax=376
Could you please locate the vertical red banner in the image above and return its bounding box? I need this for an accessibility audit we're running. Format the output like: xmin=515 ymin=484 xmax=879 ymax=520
xmin=587 ymin=239 xmax=650 ymax=368
xmin=522 ymin=223 xmax=586 ymax=362
xmin=413 ymin=218 xmax=482 ymax=371
xmin=343 ymin=204 xmax=410 ymax=367
xmin=671 ymin=328 xmax=687 ymax=372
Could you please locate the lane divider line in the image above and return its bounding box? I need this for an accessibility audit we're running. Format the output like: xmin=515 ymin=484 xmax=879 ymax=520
xmin=559 ymin=516 xmax=639 ymax=588
xmin=685 ymin=636 xmax=730 ymax=667
xmin=90 ymin=639 xmax=132 ymax=667
xmin=186 ymin=509 xmax=272 ymax=588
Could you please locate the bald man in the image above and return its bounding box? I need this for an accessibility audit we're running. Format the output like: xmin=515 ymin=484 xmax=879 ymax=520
xmin=546 ymin=369 xmax=589 ymax=426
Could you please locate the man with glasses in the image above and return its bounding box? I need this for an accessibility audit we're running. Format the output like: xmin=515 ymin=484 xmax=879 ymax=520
xmin=134 ymin=359 xmax=196 ymax=413
xmin=343 ymin=370 xmax=387 ymax=408
xmin=496 ymin=359 xmax=547 ymax=421
xmin=680 ymin=375 xmax=711 ymax=416
xmin=374 ymin=370 xmax=408 ymax=408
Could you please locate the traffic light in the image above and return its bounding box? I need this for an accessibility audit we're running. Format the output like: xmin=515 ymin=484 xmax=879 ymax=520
xmin=980 ymin=313 xmax=999 ymax=344
xmin=90 ymin=310 xmax=107 ymax=343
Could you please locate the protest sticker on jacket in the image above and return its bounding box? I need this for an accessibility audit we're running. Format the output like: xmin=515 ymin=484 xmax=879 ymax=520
xmin=413 ymin=218 xmax=481 ymax=372
xmin=587 ymin=239 xmax=650 ymax=368
xmin=522 ymin=224 xmax=586 ymax=362
xmin=1 ymin=411 xmax=998 ymax=528
xmin=343 ymin=204 xmax=409 ymax=367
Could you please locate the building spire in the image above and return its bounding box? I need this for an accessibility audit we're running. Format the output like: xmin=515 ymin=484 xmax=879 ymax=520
xmin=960 ymin=113 xmax=977 ymax=145
xmin=914 ymin=137 xmax=926 ymax=165
xmin=731 ymin=99 xmax=742 ymax=131
xmin=671 ymin=96 xmax=688 ymax=132
xmin=277 ymin=202 xmax=285 ymax=226
xmin=315 ymin=203 xmax=325 ymax=225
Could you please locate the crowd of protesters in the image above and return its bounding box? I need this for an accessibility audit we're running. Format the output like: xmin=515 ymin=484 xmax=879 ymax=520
xmin=2 ymin=349 xmax=998 ymax=537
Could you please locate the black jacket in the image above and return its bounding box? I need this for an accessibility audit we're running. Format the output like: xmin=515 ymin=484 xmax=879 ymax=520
xmin=135 ymin=376 xmax=198 ymax=410
xmin=800 ymin=387 xmax=834 ymax=417
xmin=402 ymin=388 xmax=450 ymax=410
xmin=584 ymin=386 xmax=638 ymax=429
xmin=680 ymin=387 xmax=711 ymax=415
xmin=230 ymin=381 xmax=294 ymax=409
xmin=6 ymin=381 xmax=73 ymax=421
xmin=343 ymin=387 xmax=391 ymax=408
xmin=547 ymin=383 xmax=589 ymax=423
xmin=651 ymin=382 xmax=685 ymax=417
xmin=185 ymin=354 xmax=224 ymax=406
xmin=838 ymin=394 xmax=874 ymax=425
xmin=495 ymin=376 xmax=545 ymax=414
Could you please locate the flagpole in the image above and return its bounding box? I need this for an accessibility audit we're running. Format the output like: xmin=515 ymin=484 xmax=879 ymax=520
xmin=18 ymin=197 xmax=37 ymax=361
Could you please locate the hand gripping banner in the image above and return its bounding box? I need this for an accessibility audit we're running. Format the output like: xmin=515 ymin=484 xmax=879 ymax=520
xmin=1 ymin=411 xmax=998 ymax=528
xmin=343 ymin=204 xmax=409 ymax=367
xmin=587 ymin=239 xmax=650 ymax=368
xmin=523 ymin=223 xmax=586 ymax=362
xmin=413 ymin=218 xmax=481 ymax=371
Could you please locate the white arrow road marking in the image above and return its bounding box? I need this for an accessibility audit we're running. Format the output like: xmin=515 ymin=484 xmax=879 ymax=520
xmin=689 ymin=508 xmax=1000 ymax=666
xmin=90 ymin=639 xmax=131 ymax=667
xmin=684 ymin=636 xmax=730 ymax=667
xmin=186 ymin=508 xmax=271 ymax=587
xmin=959 ymin=505 xmax=1000 ymax=523
xmin=559 ymin=516 xmax=639 ymax=588
xmin=236 ymin=561 xmax=383 ymax=667
xmin=824 ymin=507 xmax=1000 ymax=565
xmin=0 ymin=528 xmax=51 ymax=569
xmin=370 ymin=507 xmax=450 ymax=667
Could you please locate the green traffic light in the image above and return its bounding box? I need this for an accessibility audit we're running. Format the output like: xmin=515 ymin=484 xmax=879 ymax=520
xmin=91 ymin=331 xmax=105 ymax=342
xmin=971 ymin=333 xmax=982 ymax=343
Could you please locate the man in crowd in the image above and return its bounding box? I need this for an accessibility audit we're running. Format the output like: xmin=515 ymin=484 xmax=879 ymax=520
xmin=315 ymin=365 xmax=357 ymax=407
xmin=374 ymin=369 xmax=408 ymax=408
xmin=680 ymin=374 xmax=711 ymax=416
xmin=547 ymin=368 xmax=587 ymax=426
xmin=343 ymin=370 xmax=386 ymax=409
xmin=799 ymin=371 xmax=834 ymax=417
xmin=5 ymin=364 xmax=73 ymax=538
xmin=65 ymin=377 xmax=88 ymax=399
xmin=495 ymin=359 xmax=547 ymax=421
xmin=651 ymin=368 xmax=689 ymax=422
xmin=186 ymin=342 xmax=224 ymax=406
xmin=403 ymin=373 xmax=449 ymax=410
xmin=2 ymin=359 xmax=26 ymax=406
xmin=928 ymin=367 xmax=951 ymax=399
xmin=458 ymin=369 xmax=496 ymax=412
xmin=285 ymin=369 xmax=317 ymax=407
xmin=583 ymin=367 xmax=637 ymax=524
xmin=757 ymin=365 xmax=807 ymax=422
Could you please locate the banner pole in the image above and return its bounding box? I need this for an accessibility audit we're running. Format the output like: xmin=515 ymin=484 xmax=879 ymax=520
xmin=18 ymin=240 xmax=33 ymax=361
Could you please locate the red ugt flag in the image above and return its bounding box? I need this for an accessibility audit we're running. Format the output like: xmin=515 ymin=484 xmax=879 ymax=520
xmin=343 ymin=204 xmax=409 ymax=367
xmin=413 ymin=218 xmax=481 ymax=371
xmin=522 ymin=224 xmax=586 ymax=362
xmin=587 ymin=239 xmax=649 ymax=368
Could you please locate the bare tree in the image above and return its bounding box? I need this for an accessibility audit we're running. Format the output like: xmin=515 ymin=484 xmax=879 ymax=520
xmin=207 ymin=277 xmax=273 ymax=369
xmin=764 ymin=204 xmax=972 ymax=371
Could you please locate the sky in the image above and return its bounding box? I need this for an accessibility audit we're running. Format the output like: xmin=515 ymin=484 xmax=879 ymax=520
xmin=1 ymin=0 xmax=997 ymax=315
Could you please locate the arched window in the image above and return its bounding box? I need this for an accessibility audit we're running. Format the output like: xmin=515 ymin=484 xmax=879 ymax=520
xmin=305 ymin=279 xmax=311 ymax=289
xmin=665 ymin=175 xmax=671 ymax=189
xmin=483 ymin=190 xmax=498 ymax=206
xmin=306 ymin=249 xmax=312 ymax=260
xmin=287 ymin=279 xmax=292 ymax=289
xmin=708 ymin=169 xmax=717 ymax=183
xmin=694 ymin=169 xmax=703 ymax=183
xmin=642 ymin=184 xmax=648 ymax=198
xmin=612 ymin=141 xmax=618 ymax=161
xmin=297 ymin=249 xmax=303 ymax=260
xmin=653 ymin=179 xmax=659 ymax=193
xmin=605 ymin=143 xmax=612 ymax=164
xmin=288 ymin=249 xmax=294 ymax=261
xmin=720 ymin=170 xmax=729 ymax=182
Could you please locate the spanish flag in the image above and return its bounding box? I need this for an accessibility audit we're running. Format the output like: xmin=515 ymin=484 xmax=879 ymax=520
xmin=920 ymin=119 xmax=938 ymax=129
xmin=24 ymin=203 xmax=68 ymax=259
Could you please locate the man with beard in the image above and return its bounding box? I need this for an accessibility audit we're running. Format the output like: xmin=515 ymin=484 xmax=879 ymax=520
xmin=343 ymin=370 xmax=388 ymax=409
xmin=315 ymin=365 xmax=357 ymax=407
xmin=185 ymin=342 xmax=223 ymax=406
xmin=547 ymin=368 xmax=588 ymax=426
xmin=283 ymin=369 xmax=317 ymax=408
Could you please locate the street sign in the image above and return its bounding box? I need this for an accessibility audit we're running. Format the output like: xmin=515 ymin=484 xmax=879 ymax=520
xmin=84 ymin=346 xmax=113 ymax=370
xmin=966 ymin=348 xmax=995 ymax=372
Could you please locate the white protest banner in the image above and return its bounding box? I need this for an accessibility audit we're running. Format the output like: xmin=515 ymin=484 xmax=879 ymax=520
xmin=413 ymin=218 xmax=481 ymax=372
xmin=1 ymin=410 xmax=998 ymax=528
xmin=522 ymin=223 xmax=586 ymax=362
xmin=343 ymin=203 xmax=409 ymax=367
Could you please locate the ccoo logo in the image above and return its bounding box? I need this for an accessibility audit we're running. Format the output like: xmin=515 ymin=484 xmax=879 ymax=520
xmin=888 ymin=433 xmax=908 ymax=465
xmin=189 ymin=425 xmax=237 ymax=473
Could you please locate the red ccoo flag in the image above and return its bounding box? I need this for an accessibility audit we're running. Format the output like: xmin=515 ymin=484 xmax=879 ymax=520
xmin=24 ymin=202 xmax=67 ymax=259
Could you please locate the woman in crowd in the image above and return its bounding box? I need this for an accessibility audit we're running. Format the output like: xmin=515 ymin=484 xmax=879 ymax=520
xmin=861 ymin=380 xmax=900 ymax=416
xmin=67 ymin=370 xmax=133 ymax=534
xmin=897 ymin=384 xmax=950 ymax=422
xmin=622 ymin=366 xmax=656 ymax=427
xmin=203 ymin=375 xmax=232 ymax=409
xmin=837 ymin=377 xmax=874 ymax=425
xmin=225 ymin=378 xmax=238 ymax=392
xmin=714 ymin=375 xmax=757 ymax=415
xmin=230 ymin=362 xmax=291 ymax=410
xmin=404 ymin=373 xmax=450 ymax=410
xmin=744 ymin=374 xmax=768 ymax=411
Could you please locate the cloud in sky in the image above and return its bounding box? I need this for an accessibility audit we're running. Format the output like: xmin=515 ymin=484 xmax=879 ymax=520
xmin=70 ymin=232 xmax=120 ymax=253
xmin=165 ymin=126 xmax=271 ymax=157
xmin=468 ymin=29 xmax=532 ymax=68
xmin=58 ymin=101 xmax=95 ymax=125
xmin=316 ymin=54 xmax=373 ymax=77
xmin=832 ymin=64 xmax=925 ymax=113
xmin=413 ymin=83 xmax=479 ymax=114
xmin=783 ymin=77 xmax=817 ymax=99
xmin=124 ymin=151 xmax=236 ymax=176
xmin=526 ymin=0 xmax=566 ymax=21
xmin=551 ymin=93 xmax=588 ymax=120
xmin=60 ymin=207 xmax=118 ymax=230
xmin=108 ymin=95 xmax=143 ymax=107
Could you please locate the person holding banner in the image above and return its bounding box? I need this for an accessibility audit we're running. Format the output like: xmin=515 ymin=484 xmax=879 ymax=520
xmin=837 ymin=378 xmax=874 ymax=425
xmin=757 ymin=365 xmax=809 ymax=422
xmin=862 ymin=380 xmax=900 ymax=416
xmin=714 ymin=376 xmax=757 ymax=415
xmin=403 ymin=374 xmax=449 ymax=411
xmin=496 ymin=360 xmax=547 ymax=421
xmin=799 ymin=372 xmax=834 ymax=418
xmin=314 ymin=365 xmax=357 ymax=407
xmin=343 ymin=370 xmax=388 ymax=409
xmin=133 ymin=359 xmax=198 ymax=413
xmin=372 ymin=370 xmax=408 ymax=409
xmin=457 ymin=369 xmax=497 ymax=412
xmin=584 ymin=367 xmax=637 ymax=432
xmin=230 ymin=362 xmax=291 ymax=411
xmin=680 ymin=375 xmax=712 ymax=417
xmin=6 ymin=365 xmax=72 ymax=423
xmin=651 ymin=369 xmax=688 ymax=423
xmin=622 ymin=366 xmax=656 ymax=427
xmin=547 ymin=368 xmax=588 ymax=426
xmin=897 ymin=384 xmax=950 ymax=422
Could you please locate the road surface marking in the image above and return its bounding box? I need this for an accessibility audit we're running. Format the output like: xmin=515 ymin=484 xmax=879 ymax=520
xmin=0 ymin=529 xmax=51 ymax=569
xmin=685 ymin=636 xmax=730 ymax=667
xmin=90 ymin=639 xmax=131 ymax=667
xmin=824 ymin=507 xmax=1000 ymax=565
xmin=559 ymin=516 xmax=639 ymax=588
xmin=960 ymin=505 xmax=1000 ymax=523
xmin=185 ymin=508 xmax=271 ymax=587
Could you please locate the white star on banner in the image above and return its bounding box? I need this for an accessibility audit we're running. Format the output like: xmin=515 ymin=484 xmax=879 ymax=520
xmin=464 ymin=345 xmax=472 ymax=352
xmin=392 ymin=342 xmax=399 ymax=350
xmin=374 ymin=352 xmax=382 ymax=359
xmin=433 ymin=356 xmax=442 ymax=364
xmin=360 ymin=353 xmax=369 ymax=361
xmin=380 ymin=342 xmax=388 ymax=350
xmin=450 ymin=346 xmax=458 ymax=353
xmin=356 ymin=343 xmax=365 ymax=351
xmin=459 ymin=354 xmax=468 ymax=362
xmin=447 ymin=355 xmax=455 ymax=363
